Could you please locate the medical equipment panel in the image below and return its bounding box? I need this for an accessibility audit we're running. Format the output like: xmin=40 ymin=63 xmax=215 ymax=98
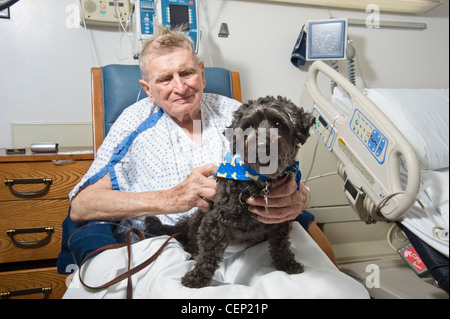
xmin=134 ymin=0 xmax=199 ymax=52
xmin=350 ymin=109 xmax=388 ymax=164
xmin=137 ymin=1 xmax=156 ymax=37
xmin=80 ymin=0 xmax=132 ymax=26
xmin=311 ymin=108 xmax=336 ymax=149
xmin=306 ymin=19 xmax=347 ymax=61
xmin=301 ymin=61 xmax=421 ymax=222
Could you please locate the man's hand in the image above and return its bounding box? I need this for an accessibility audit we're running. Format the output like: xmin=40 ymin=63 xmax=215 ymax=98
xmin=165 ymin=163 xmax=218 ymax=213
xmin=246 ymin=178 xmax=310 ymax=224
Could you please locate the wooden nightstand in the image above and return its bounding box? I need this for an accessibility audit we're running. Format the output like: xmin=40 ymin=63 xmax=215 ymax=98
xmin=0 ymin=147 xmax=93 ymax=299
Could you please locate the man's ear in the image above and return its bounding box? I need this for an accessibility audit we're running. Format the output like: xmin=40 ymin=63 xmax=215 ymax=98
xmin=139 ymin=79 xmax=155 ymax=103
xmin=199 ymin=61 xmax=206 ymax=89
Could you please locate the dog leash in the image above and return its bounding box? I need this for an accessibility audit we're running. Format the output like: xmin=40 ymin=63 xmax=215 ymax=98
xmin=77 ymin=228 xmax=185 ymax=299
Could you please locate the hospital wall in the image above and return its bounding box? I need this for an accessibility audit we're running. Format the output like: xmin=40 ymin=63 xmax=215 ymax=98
xmin=0 ymin=0 xmax=448 ymax=148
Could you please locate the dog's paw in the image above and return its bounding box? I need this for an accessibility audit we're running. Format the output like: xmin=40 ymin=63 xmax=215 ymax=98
xmin=181 ymin=271 xmax=211 ymax=288
xmin=277 ymin=260 xmax=304 ymax=274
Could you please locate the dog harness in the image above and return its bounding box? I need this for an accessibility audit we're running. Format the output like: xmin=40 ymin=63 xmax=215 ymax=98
xmin=215 ymin=152 xmax=302 ymax=230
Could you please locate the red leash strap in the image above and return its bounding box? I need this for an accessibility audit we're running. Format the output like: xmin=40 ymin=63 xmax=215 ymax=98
xmin=77 ymin=228 xmax=185 ymax=299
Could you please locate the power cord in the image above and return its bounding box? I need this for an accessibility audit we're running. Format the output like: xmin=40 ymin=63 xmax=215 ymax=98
xmin=376 ymin=190 xmax=449 ymax=243
xmin=387 ymin=222 xmax=408 ymax=251
xmin=416 ymin=199 xmax=449 ymax=242
xmin=302 ymin=139 xmax=320 ymax=186
xmin=79 ymin=0 xmax=101 ymax=66
xmin=113 ymin=0 xmax=135 ymax=61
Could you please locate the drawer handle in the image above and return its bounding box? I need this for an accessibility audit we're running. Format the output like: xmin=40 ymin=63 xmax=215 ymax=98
xmin=4 ymin=178 xmax=52 ymax=197
xmin=1 ymin=286 xmax=52 ymax=299
xmin=6 ymin=227 xmax=54 ymax=247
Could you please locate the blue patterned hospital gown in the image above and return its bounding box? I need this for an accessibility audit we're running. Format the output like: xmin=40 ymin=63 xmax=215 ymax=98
xmin=69 ymin=93 xmax=241 ymax=238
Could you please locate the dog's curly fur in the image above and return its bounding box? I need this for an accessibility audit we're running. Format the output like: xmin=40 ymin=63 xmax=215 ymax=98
xmin=145 ymin=96 xmax=315 ymax=288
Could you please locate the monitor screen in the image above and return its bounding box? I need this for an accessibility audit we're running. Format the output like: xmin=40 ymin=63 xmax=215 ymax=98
xmin=169 ymin=4 xmax=190 ymax=31
xmin=307 ymin=19 xmax=347 ymax=60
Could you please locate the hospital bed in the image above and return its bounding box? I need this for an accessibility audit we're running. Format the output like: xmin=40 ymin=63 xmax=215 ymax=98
xmin=298 ymin=61 xmax=448 ymax=298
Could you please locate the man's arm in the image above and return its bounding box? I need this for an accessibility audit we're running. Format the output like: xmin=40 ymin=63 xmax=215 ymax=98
xmin=70 ymin=164 xmax=218 ymax=223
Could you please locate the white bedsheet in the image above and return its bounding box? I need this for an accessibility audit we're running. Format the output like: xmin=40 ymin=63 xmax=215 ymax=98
xmin=364 ymin=88 xmax=449 ymax=171
xmin=63 ymin=223 xmax=369 ymax=299
xmin=401 ymin=168 xmax=449 ymax=257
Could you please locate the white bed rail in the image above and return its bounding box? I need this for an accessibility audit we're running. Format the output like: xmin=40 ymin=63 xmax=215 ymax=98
xmin=300 ymin=61 xmax=421 ymax=222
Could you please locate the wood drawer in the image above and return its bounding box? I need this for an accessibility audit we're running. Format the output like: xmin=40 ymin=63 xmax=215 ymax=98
xmin=0 ymin=200 xmax=68 ymax=264
xmin=0 ymin=160 xmax=91 ymax=200
xmin=0 ymin=267 xmax=68 ymax=299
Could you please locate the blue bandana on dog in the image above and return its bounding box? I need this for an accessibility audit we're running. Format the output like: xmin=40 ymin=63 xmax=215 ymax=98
xmin=215 ymin=152 xmax=302 ymax=190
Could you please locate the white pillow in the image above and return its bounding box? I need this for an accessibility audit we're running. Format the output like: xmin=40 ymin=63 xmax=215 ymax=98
xmin=364 ymin=88 xmax=449 ymax=170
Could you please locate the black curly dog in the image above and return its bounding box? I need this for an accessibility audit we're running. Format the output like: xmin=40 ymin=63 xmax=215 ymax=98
xmin=145 ymin=96 xmax=315 ymax=288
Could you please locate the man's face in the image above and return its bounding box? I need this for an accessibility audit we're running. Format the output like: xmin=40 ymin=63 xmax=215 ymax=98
xmin=139 ymin=48 xmax=206 ymax=123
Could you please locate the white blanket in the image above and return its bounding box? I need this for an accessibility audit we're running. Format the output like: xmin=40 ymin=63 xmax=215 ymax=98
xmin=401 ymin=168 xmax=449 ymax=257
xmin=64 ymin=223 xmax=369 ymax=299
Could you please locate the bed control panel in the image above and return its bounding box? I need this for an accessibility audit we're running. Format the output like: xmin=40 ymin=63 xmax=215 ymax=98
xmin=312 ymin=107 xmax=336 ymax=149
xmin=350 ymin=109 xmax=388 ymax=164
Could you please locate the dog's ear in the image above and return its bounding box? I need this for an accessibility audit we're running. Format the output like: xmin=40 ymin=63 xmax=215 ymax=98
xmin=223 ymin=101 xmax=253 ymax=154
xmin=228 ymin=102 xmax=248 ymax=130
xmin=280 ymin=96 xmax=316 ymax=145
xmin=295 ymin=108 xmax=316 ymax=145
